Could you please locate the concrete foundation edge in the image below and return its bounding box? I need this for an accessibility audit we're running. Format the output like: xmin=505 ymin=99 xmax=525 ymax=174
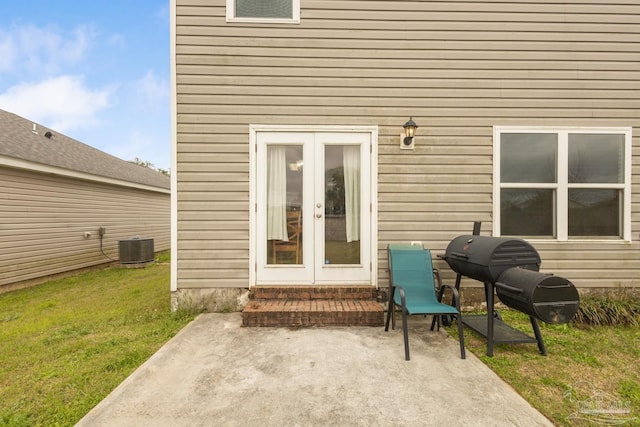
xmin=171 ymin=288 xmax=250 ymax=313
xmin=171 ymin=286 xmax=638 ymax=313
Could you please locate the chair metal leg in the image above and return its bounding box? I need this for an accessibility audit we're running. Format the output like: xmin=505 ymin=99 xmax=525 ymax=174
xmin=391 ymin=306 xmax=396 ymax=330
xmin=456 ymin=316 xmax=466 ymax=359
xmin=384 ymin=303 xmax=393 ymax=332
xmin=389 ymin=284 xmax=396 ymax=330
xmin=385 ymin=287 xmax=396 ymax=331
xmin=430 ymin=315 xmax=437 ymax=331
xmin=401 ymin=308 xmax=410 ymax=361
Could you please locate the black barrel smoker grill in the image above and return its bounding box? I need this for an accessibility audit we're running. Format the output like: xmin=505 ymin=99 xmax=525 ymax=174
xmin=440 ymin=232 xmax=580 ymax=356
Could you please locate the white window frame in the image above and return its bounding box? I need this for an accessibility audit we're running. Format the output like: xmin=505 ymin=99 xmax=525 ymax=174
xmin=226 ymin=0 xmax=300 ymax=24
xmin=493 ymin=126 xmax=632 ymax=242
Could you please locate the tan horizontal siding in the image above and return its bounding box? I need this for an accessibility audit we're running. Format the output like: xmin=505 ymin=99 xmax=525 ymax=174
xmin=0 ymin=167 xmax=170 ymax=287
xmin=177 ymin=96 xmax=640 ymax=111
xmin=178 ymin=75 xmax=639 ymax=91
xmin=178 ymin=85 xmax=640 ymax=101
xmin=175 ymin=0 xmax=640 ymax=289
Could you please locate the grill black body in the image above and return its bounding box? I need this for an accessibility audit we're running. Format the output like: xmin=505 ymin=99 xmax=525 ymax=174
xmin=443 ymin=235 xmax=541 ymax=284
xmin=496 ymin=268 xmax=579 ymax=324
xmin=440 ymin=226 xmax=581 ymax=356
xmin=442 ymin=235 xmax=579 ymax=325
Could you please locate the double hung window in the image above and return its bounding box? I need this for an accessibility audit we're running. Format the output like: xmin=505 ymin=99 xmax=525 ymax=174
xmin=494 ymin=127 xmax=631 ymax=241
xmin=226 ymin=0 xmax=300 ymax=23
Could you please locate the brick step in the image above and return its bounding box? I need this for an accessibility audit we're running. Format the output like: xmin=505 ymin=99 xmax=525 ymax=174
xmin=249 ymin=285 xmax=377 ymax=301
xmin=242 ymin=299 xmax=384 ymax=327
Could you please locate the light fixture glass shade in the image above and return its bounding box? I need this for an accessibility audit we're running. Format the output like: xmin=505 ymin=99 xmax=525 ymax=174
xmin=403 ymin=117 xmax=417 ymax=139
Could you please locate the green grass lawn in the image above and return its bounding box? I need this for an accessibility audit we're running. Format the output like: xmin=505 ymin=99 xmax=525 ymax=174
xmin=449 ymin=309 xmax=640 ymax=426
xmin=1 ymin=256 xmax=639 ymax=426
xmin=0 ymin=252 xmax=199 ymax=427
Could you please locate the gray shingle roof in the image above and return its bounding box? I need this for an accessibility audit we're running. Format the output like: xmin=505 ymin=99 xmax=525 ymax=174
xmin=0 ymin=109 xmax=170 ymax=190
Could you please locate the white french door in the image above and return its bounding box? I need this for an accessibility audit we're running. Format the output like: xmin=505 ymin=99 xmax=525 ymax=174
xmin=253 ymin=128 xmax=375 ymax=285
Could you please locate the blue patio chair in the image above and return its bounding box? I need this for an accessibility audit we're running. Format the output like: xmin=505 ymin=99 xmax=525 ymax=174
xmin=385 ymin=245 xmax=466 ymax=360
xmin=386 ymin=244 xmax=444 ymax=331
xmin=386 ymin=243 xmax=425 ymax=330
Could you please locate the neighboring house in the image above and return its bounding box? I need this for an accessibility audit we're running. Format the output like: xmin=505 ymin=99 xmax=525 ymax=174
xmin=0 ymin=109 xmax=170 ymax=291
xmin=170 ymin=1 xmax=639 ymax=309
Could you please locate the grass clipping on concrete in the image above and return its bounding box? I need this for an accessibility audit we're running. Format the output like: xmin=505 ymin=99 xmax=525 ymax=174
xmin=0 ymin=252 xmax=200 ymax=427
xmin=451 ymin=302 xmax=640 ymax=426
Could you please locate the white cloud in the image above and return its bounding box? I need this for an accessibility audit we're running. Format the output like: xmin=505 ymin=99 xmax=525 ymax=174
xmin=108 ymin=33 xmax=126 ymax=48
xmin=0 ymin=24 xmax=94 ymax=76
xmin=109 ymin=129 xmax=169 ymax=169
xmin=131 ymin=70 xmax=169 ymax=111
xmin=112 ymin=130 xmax=152 ymax=159
xmin=0 ymin=35 xmax=17 ymax=72
xmin=155 ymin=3 xmax=170 ymax=22
xmin=0 ymin=20 xmax=170 ymax=169
xmin=62 ymin=25 xmax=94 ymax=63
xmin=0 ymin=75 xmax=115 ymax=132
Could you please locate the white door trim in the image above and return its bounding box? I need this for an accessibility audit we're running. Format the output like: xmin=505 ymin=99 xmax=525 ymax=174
xmin=249 ymin=125 xmax=378 ymax=287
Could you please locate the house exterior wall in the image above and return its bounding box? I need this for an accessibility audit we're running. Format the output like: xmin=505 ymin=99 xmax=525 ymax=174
xmin=0 ymin=166 xmax=170 ymax=289
xmin=173 ymin=0 xmax=640 ymax=293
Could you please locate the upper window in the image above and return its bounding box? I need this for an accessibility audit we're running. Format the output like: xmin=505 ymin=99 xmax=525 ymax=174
xmin=226 ymin=0 xmax=300 ymax=23
xmin=494 ymin=127 xmax=632 ymax=241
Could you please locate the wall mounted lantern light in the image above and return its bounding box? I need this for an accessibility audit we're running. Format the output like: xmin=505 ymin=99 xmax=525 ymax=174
xmin=400 ymin=117 xmax=418 ymax=150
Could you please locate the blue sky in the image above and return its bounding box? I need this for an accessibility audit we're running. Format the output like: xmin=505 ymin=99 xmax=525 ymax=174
xmin=0 ymin=1 xmax=171 ymax=170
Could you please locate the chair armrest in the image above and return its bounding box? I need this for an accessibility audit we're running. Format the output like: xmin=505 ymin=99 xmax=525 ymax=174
xmin=438 ymin=283 xmax=461 ymax=312
xmin=389 ymin=284 xmax=396 ymax=302
xmin=394 ymin=285 xmax=407 ymax=312
xmin=389 ymin=284 xmax=405 ymax=302
xmin=432 ymin=268 xmax=443 ymax=288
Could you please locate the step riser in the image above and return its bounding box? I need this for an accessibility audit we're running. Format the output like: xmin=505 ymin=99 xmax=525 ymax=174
xmin=243 ymin=286 xmax=384 ymax=327
xmin=242 ymin=312 xmax=383 ymax=327
xmin=250 ymin=286 xmax=378 ymax=301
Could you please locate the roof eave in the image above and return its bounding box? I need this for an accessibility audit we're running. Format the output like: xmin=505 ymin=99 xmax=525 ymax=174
xmin=0 ymin=155 xmax=171 ymax=194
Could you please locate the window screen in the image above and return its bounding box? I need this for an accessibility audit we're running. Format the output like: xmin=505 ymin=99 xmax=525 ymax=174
xmin=235 ymin=0 xmax=292 ymax=19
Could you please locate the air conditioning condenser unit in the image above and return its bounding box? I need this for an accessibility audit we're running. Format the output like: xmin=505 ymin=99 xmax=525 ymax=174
xmin=118 ymin=237 xmax=154 ymax=264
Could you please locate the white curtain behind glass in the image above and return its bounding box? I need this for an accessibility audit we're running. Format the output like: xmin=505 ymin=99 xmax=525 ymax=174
xmin=267 ymin=146 xmax=288 ymax=241
xmin=343 ymin=146 xmax=360 ymax=242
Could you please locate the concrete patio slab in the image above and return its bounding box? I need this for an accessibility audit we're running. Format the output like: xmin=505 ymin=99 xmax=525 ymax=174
xmin=77 ymin=313 xmax=553 ymax=427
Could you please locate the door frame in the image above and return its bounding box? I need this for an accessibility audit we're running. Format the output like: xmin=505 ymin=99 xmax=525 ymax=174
xmin=249 ymin=124 xmax=378 ymax=287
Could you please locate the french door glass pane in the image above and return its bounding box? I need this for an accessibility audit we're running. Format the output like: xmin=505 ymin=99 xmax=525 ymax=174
xmin=324 ymin=145 xmax=360 ymax=265
xmin=266 ymin=145 xmax=303 ymax=264
xmin=568 ymin=134 xmax=624 ymax=184
xmin=568 ymin=189 xmax=621 ymax=237
xmin=501 ymin=133 xmax=557 ymax=183
xmin=501 ymin=188 xmax=555 ymax=237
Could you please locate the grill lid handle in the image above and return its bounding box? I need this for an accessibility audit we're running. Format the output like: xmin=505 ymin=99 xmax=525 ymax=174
xmin=538 ymin=283 xmax=572 ymax=289
xmin=494 ymin=281 xmax=524 ymax=294
xmin=449 ymin=251 xmax=469 ymax=259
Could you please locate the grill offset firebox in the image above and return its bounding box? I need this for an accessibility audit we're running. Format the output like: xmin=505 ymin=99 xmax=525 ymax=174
xmin=496 ymin=267 xmax=579 ymax=325
xmin=440 ymin=229 xmax=580 ymax=356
